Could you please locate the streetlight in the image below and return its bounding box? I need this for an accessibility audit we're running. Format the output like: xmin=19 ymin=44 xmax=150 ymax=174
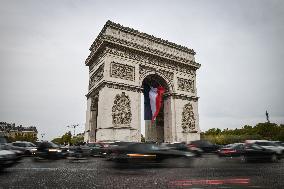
xmin=41 ymin=133 xmax=45 ymax=141
xmin=67 ymin=124 xmax=79 ymax=136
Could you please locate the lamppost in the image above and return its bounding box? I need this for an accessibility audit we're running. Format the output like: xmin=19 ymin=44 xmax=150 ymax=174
xmin=67 ymin=124 xmax=79 ymax=136
xmin=41 ymin=133 xmax=45 ymax=141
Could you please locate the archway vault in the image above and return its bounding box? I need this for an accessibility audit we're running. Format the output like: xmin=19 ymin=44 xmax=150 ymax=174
xmin=84 ymin=20 xmax=201 ymax=143
xmin=140 ymin=69 xmax=173 ymax=93
xmin=142 ymin=74 xmax=169 ymax=143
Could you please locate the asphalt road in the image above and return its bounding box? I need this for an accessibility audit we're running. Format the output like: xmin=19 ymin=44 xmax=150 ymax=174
xmin=0 ymin=155 xmax=283 ymax=189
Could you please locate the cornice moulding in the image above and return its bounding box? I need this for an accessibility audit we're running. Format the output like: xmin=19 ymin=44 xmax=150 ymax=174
xmin=86 ymin=21 xmax=200 ymax=68
xmin=90 ymin=20 xmax=195 ymax=54
xmin=86 ymin=80 xmax=143 ymax=98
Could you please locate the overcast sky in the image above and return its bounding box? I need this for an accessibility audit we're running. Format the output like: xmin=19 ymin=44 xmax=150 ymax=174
xmin=0 ymin=0 xmax=283 ymax=140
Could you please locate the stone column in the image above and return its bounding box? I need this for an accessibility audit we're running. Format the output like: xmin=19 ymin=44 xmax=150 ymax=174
xmin=164 ymin=96 xmax=177 ymax=143
xmin=95 ymin=87 xmax=141 ymax=142
xmin=84 ymin=97 xmax=92 ymax=142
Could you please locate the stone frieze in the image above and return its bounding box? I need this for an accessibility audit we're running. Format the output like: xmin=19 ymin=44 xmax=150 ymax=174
xmin=177 ymin=77 xmax=194 ymax=93
xmin=110 ymin=62 xmax=135 ymax=81
xmin=89 ymin=64 xmax=104 ymax=89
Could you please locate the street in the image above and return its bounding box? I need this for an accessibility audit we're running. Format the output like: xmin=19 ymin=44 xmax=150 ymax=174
xmin=0 ymin=155 xmax=283 ymax=189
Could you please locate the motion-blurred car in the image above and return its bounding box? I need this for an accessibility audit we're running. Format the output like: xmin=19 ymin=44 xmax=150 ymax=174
xmin=104 ymin=141 xmax=138 ymax=160
xmin=0 ymin=136 xmax=24 ymax=161
xmin=240 ymin=143 xmax=280 ymax=163
xmin=272 ymin=141 xmax=284 ymax=147
xmin=218 ymin=142 xmax=280 ymax=162
xmin=1 ymin=144 xmax=24 ymax=161
xmin=109 ymin=143 xmax=195 ymax=167
xmin=188 ymin=140 xmax=219 ymax=153
xmin=246 ymin=140 xmax=283 ymax=158
xmin=67 ymin=145 xmax=91 ymax=158
xmin=33 ymin=141 xmax=65 ymax=160
xmin=218 ymin=143 xmax=245 ymax=157
xmin=86 ymin=143 xmax=106 ymax=157
xmin=0 ymin=145 xmax=18 ymax=170
xmin=163 ymin=142 xmax=203 ymax=157
xmin=11 ymin=141 xmax=37 ymax=155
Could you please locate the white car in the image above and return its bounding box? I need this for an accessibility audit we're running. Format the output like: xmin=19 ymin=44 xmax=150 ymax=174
xmin=11 ymin=141 xmax=37 ymax=155
xmin=246 ymin=140 xmax=283 ymax=156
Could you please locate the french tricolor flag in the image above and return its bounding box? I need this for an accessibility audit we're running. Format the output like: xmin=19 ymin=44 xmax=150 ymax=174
xmin=144 ymin=85 xmax=165 ymax=123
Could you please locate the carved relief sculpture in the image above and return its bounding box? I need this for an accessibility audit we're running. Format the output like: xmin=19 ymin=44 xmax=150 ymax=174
xmin=105 ymin=45 xmax=198 ymax=75
xmin=85 ymin=21 xmax=201 ymax=143
xmin=181 ymin=103 xmax=196 ymax=133
xmin=177 ymin=77 xmax=194 ymax=93
xmin=89 ymin=64 xmax=104 ymax=89
xmin=110 ymin=62 xmax=135 ymax=81
xmin=139 ymin=65 xmax=174 ymax=87
xmin=112 ymin=92 xmax=132 ymax=127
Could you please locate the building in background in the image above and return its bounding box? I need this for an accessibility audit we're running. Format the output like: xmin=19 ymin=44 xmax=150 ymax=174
xmin=0 ymin=122 xmax=38 ymax=142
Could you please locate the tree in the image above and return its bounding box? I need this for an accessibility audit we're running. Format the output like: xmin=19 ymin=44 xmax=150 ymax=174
xmin=202 ymin=122 xmax=283 ymax=145
xmin=71 ymin=135 xmax=84 ymax=145
xmin=51 ymin=137 xmax=63 ymax=145
xmin=61 ymin=131 xmax=72 ymax=145
xmin=254 ymin=122 xmax=279 ymax=140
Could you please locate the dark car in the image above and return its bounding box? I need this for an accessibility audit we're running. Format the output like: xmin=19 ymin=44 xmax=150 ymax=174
xmin=240 ymin=143 xmax=279 ymax=163
xmin=87 ymin=143 xmax=106 ymax=157
xmin=109 ymin=143 xmax=195 ymax=167
xmin=218 ymin=143 xmax=279 ymax=163
xmin=67 ymin=145 xmax=91 ymax=159
xmin=163 ymin=142 xmax=203 ymax=157
xmin=188 ymin=140 xmax=220 ymax=153
xmin=33 ymin=141 xmax=64 ymax=160
xmin=104 ymin=141 xmax=139 ymax=160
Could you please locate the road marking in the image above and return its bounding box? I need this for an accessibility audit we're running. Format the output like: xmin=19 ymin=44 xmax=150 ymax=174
xmin=9 ymin=167 xmax=99 ymax=171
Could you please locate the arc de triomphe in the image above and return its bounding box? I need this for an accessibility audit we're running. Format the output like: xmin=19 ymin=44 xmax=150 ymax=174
xmin=84 ymin=21 xmax=201 ymax=143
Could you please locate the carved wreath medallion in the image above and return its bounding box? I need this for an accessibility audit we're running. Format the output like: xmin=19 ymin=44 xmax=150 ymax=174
xmin=112 ymin=92 xmax=132 ymax=127
xmin=181 ymin=103 xmax=196 ymax=133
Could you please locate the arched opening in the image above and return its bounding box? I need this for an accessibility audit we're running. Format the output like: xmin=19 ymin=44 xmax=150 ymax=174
xmin=90 ymin=96 xmax=99 ymax=142
xmin=141 ymin=74 xmax=169 ymax=143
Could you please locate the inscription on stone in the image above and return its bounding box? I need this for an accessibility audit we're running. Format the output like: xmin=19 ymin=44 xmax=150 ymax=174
xmin=105 ymin=27 xmax=195 ymax=61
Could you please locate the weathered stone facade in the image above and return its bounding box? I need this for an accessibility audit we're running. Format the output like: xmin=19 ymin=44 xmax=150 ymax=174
xmin=84 ymin=21 xmax=201 ymax=143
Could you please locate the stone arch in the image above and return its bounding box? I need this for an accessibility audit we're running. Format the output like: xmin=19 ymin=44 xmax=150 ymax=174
xmin=141 ymin=74 xmax=170 ymax=143
xmin=140 ymin=70 xmax=173 ymax=93
xmin=84 ymin=21 xmax=200 ymax=143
